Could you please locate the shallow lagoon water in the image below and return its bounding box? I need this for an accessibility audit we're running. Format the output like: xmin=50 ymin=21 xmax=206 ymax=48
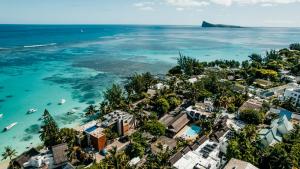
xmin=1 ymin=25 xmax=300 ymax=156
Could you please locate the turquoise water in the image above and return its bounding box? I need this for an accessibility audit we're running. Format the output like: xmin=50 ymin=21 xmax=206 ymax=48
xmin=184 ymin=125 xmax=201 ymax=137
xmin=1 ymin=25 xmax=300 ymax=156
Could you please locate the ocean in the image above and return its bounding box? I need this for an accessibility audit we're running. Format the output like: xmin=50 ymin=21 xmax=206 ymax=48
xmin=0 ymin=25 xmax=300 ymax=156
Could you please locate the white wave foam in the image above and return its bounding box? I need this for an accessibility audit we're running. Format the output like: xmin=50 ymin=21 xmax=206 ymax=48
xmin=23 ymin=43 xmax=57 ymax=48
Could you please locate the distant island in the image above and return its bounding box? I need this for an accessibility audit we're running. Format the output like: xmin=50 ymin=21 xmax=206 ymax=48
xmin=202 ymin=21 xmax=243 ymax=28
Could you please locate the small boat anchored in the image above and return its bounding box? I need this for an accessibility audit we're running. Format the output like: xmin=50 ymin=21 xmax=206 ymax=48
xmin=0 ymin=114 xmax=3 ymax=119
xmin=27 ymin=108 xmax=37 ymax=114
xmin=4 ymin=122 xmax=17 ymax=131
xmin=67 ymin=109 xmax=77 ymax=115
xmin=59 ymin=99 xmax=66 ymax=105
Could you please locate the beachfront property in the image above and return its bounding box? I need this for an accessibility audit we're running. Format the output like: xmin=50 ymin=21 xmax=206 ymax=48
xmin=14 ymin=143 xmax=74 ymax=169
xmin=186 ymin=100 xmax=214 ymax=120
xmin=283 ymin=87 xmax=300 ymax=107
xmin=76 ymin=110 xmax=136 ymax=151
xmin=258 ymin=115 xmax=293 ymax=147
xmin=223 ymin=158 xmax=258 ymax=169
xmin=238 ymin=99 xmax=263 ymax=113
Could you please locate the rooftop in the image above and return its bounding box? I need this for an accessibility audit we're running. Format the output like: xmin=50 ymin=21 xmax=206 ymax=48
xmin=52 ymin=143 xmax=68 ymax=165
xmin=239 ymin=99 xmax=263 ymax=112
xmin=173 ymin=140 xmax=221 ymax=169
xmin=151 ymin=136 xmax=177 ymax=154
xmin=224 ymin=158 xmax=258 ymax=169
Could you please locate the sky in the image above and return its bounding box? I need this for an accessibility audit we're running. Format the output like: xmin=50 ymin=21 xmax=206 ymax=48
xmin=0 ymin=0 xmax=300 ymax=27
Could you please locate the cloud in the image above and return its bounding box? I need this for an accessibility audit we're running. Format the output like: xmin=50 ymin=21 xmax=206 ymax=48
xmin=164 ymin=0 xmax=300 ymax=7
xmin=133 ymin=2 xmax=155 ymax=10
xmin=165 ymin=0 xmax=210 ymax=7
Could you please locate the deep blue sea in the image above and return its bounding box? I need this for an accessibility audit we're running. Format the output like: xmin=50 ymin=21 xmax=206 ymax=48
xmin=0 ymin=25 xmax=300 ymax=156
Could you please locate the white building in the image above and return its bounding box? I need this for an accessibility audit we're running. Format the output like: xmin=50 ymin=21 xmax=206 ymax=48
xmin=284 ymin=88 xmax=300 ymax=107
xmin=258 ymin=115 xmax=293 ymax=147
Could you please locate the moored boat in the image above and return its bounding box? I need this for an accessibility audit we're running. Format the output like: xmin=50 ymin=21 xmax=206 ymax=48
xmin=4 ymin=122 xmax=17 ymax=131
xmin=59 ymin=99 xmax=66 ymax=105
xmin=0 ymin=114 xmax=3 ymax=119
xmin=27 ymin=108 xmax=37 ymax=114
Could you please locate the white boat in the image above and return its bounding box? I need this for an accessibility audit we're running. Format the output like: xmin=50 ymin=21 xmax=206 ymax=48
xmin=27 ymin=109 xmax=37 ymax=114
xmin=0 ymin=114 xmax=3 ymax=119
xmin=59 ymin=99 xmax=66 ymax=105
xmin=4 ymin=122 xmax=17 ymax=131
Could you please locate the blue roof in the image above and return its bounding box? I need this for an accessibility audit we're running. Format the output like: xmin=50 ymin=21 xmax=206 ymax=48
xmin=278 ymin=108 xmax=293 ymax=120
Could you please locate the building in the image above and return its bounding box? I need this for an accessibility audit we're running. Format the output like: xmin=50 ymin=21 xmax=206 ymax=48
xmin=258 ymin=115 xmax=293 ymax=147
xmin=238 ymin=99 xmax=263 ymax=113
xmin=76 ymin=120 xmax=107 ymax=151
xmin=173 ymin=139 xmax=223 ymax=169
xmin=159 ymin=112 xmax=190 ymax=136
xmin=52 ymin=143 xmax=69 ymax=168
xmin=224 ymin=158 xmax=258 ymax=169
xmin=186 ymin=101 xmax=214 ymax=120
xmin=284 ymin=87 xmax=300 ymax=107
xmin=151 ymin=136 xmax=177 ymax=155
xmin=12 ymin=148 xmax=40 ymax=169
xmin=76 ymin=110 xmax=135 ymax=151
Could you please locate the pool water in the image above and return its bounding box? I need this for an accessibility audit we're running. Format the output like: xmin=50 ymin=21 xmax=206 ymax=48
xmin=185 ymin=125 xmax=201 ymax=137
xmin=85 ymin=125 xmax=98 ymax=133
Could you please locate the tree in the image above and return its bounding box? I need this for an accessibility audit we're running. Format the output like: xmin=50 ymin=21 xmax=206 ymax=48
xmin=40 ymin=109 xmax=60 ymax=147
xmin=249 ymin=53 xmax=263 ymax=63
xmin=177 ymin=53 xmax=204 ymax=76
xmin=226 ymin=125 xmax=259 ymax=166
xmin=143 ymin=120 xmax=166 ymax=136
xmin=155 ymin=97 xmax=170 ymax=115
xmin=168 ymin=65 xmax=182 ymax=75
xmin=59 ymin=128 xmax=77 ymax=148
xmin=85 ymin=105 xmax=97 ymax=116
xmin=104 ymin=84 xmax=125 ymax=109
xmin=239 ymin=109 xmax=265 ymax=125
xmin=107 ymin=147 xmax=129 ymax=169
xmin=290 ymin=43 xmax=300 ymax=51
xmin=1 ymin=146 xmax=17 ymax=160
xmin=125 ymin=142 xmax=145 ymax=158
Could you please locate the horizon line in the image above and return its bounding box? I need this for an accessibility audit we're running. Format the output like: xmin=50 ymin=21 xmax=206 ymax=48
xmin=0 ymin=23 xmax=299 ymax=28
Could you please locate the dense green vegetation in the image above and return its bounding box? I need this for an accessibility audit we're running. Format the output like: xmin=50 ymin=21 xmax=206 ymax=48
xmin=239 ymin=109 xmax=265 ymax=125
xmin=142 ymin=120 xmax=166 ymax=136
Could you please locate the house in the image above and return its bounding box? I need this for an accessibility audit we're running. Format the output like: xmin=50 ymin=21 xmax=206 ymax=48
xmin=284 ymin=87 xmax=300 ymax=107
xmin=238 ymin=99 xmax=263 ymax=113
xmin=159 ymin=112 xmax=190 ymax=136
xmin=12 ymin=148 xmax=40 ymax=169
xmin=224 ymin=158 xmax=258 ymax=169
xmin=167 ymin=113 xmax=190 ymax=136
xmin=173 ymin=139 xmax=222 ymax=169
xmin=258 ymin=115 xmax=293 ymax=147
xmin=253 ymin=79 xmax=272 ymax=89
xmin=52 ymin=143 xmax=68 ymax=168
xmin=186 ymin=101 xmax=214 ymax=120
xmin=151 ymin=136 xmax=177 ymax=155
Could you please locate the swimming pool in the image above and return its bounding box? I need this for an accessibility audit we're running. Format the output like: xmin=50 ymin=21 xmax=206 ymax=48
xmin=85 ymin=125 xmax=98 ymax=133
xmin=184 ymin=125 xmax=201 ymax=137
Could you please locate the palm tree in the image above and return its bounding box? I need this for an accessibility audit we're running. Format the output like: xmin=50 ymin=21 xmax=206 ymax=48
xmin=1 ymin=146 xmax=17 ymax=160
xmin=86 ymin=105 xmax=97 ymax=116
xmin=107 ymin=146 xmax=129 ymax=169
